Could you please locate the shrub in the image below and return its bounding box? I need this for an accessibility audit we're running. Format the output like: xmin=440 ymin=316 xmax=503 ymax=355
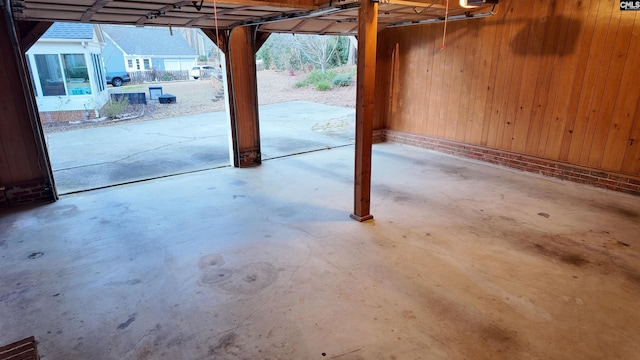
xmin=315 ymin=80 xmax=332 ymax=91
xmin=102 ymin=97 xmax=129 ymax=119
xmin=331 ymin=73 xmax=353 ymax=87
xmin=296 ymin=69 xmax=338 ymax=89
xmin=161 ymin=72 xmax=175 ymax=81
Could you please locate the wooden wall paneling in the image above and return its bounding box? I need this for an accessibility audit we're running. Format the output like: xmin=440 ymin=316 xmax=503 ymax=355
xmin=418 ymin=26 xmax=434 ymax=136
xmin=501 ymin=0 xmax=534 ymax=151
xmin=494 ymin=0 xmax=526 ymax=150
xmin=587 ymin=11 xmax=635 ymax=169
xmin=0 ymin=18 xmax=38 ymax=183
xmin=373 ymin=33 xmax=391 ymax=130
xmin=468 ymin=17 xmax=496 ymax=145
xmin=621 ymin=97 xmax=640 ymax=174
xmin=437 ymin=23 xmax=457 ymax=139
xmin=565 ymin=0 xmax=608 ymax=164
xmin=543 ymin=1 xmax=590 ymax=160
xmin=577 ymin=1 xmax=618 ymax=165
xmin=462 ymin=20 xmax=483 ymax=143
xmin=388 ymin=41 xmax=401 ymax=130
xmin=395 ymin=34 xmax=411 ymax=132
xmin=480 ymin=10 xmax=507 ymax=146
xmin=425 ymin=25 xmax=443 ymax=137
xmin=535 ymin=0 xmax=577 ymax=157
xmin=443 ymin=24 xmax=467 ymax=141
xmin=523 ymin=1 xmax=566 ymax=155
xmin=427 ymin=27 xmax=445 ymax=137
xmin=0 ymin=42 xmax=19 ymax=183
xmin=559 ymin=0 xmax=600 ymax=162
xmin=441 ymin=25 xmax=464 ymax=139
xmin=509 ymin=1 xmax=549 ymax=154
xmin=378 ymin=0 xmax=640 ymax=177
xmin=484 ymin=1 xmax=518 ymax=148
xmin=601 ymin=19 xmax=640 ymax=172
xmin=406 ymin=27 xmax=424 ymax=133
xmin=453 ymin=23 xmax=474 ymax=142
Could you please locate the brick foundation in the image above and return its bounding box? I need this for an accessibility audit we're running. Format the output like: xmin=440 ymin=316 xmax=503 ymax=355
xmin=382 ymin=129 xmax=640 ymax=197
xmin=0 ymin=178 xmax=56 ymax=209
xmin=39 ymin=110 xmax=91 ymax=123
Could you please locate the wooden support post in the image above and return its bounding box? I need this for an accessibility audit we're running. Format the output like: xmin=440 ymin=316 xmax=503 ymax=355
xmin=204 ymin=26 xmax=261 ymax=168
xmin=0 ymin=6 xmax=56 ymax=207
xmin=350 ymin=0 xmax=378 ymax=222
xmin=227 ymin=26 xmax=261 ymax=167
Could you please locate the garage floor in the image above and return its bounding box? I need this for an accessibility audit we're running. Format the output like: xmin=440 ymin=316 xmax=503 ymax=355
xmin=1 ymin=143 xmax=639 ymax=359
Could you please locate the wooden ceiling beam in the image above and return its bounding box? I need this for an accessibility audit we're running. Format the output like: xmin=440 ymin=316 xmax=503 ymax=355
xmin=203 ymin=0 xmax=318 ymax=11
xmin=81 ymin=0 xmax=111 ymax=22
xmin=255 ymin=30 xmax=270 ymax=50
xmin=16 ymin=20 xmax=53 ymax=51
xmin=379 ymin=0 xmax=447 ymax=9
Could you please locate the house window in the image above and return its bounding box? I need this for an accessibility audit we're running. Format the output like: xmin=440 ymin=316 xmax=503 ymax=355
xmin=143 ymin=58 xmax=150 ymax=69
xmin=34 ymin=54 xmax=66 ymax=96
xmin=62 ymin=54 xmax=91 ymax=95
xmin=92 ymin=53 xmax=106 ymax=92
xmin=136 ymin=59 xmax=141 ymax=70
xmin=127 ymin=59 xmax=133 ymax=68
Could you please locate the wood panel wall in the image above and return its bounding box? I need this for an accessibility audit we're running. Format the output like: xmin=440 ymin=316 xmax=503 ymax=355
xmin=375 ymin=0 xmax=640 ymax=176
xmin=0 ymin=13 xmax=47 ymax=186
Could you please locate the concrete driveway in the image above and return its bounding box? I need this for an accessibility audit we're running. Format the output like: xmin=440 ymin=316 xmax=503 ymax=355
xmin=45 ymin=101 xmax=355 ymax=194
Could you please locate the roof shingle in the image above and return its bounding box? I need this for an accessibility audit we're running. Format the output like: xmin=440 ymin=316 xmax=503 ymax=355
xmin=42 ymin=22 xmax=94 ymax=39
xmin=102 ymin=25 xmax=197 ymax=56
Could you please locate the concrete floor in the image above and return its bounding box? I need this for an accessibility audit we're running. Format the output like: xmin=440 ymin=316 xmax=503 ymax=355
xmin=46 ymin=101 xmax=354 ymax=194
xmin=1 ymin=143 xmax=639 ymax=359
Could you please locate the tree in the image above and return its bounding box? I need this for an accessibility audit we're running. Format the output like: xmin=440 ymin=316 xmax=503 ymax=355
xmin=293 ymin=35 xmax=340 ymax=74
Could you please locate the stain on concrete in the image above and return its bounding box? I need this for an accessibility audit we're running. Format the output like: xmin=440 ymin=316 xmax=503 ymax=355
xmin=532 ymin=244 xmax=589 ymax=267
xmin=201 ymin=269 xmax=233 ymax=285
xmin=479 ymin=322 xmax=517 ymax=347
xmin=108 ymin=278 xmax=142 ymax=286
xmin=198 ymin=255 xmax=278 ymax=295
xmin=27 ymin=252 xmax=44 ymax=259
xmin=218 ymin=262 xmax=277 ymax=295
xmin=401 ymin=310 xmax=417 ymax=320
xmin=117 ymin=314 xmax=137 ymax=330
xmin=37 ymin=204 xmax=78 ymax=220
xmin=199 ymin=254 xmax=225 ymax=270
xmin=230 ymin=179 xmax=246 ymax=186
xmin=420 ymin=291 xmax=522 ymax=357
xmin=590 ymin=202 xmax=639 ymax=219
xmin=208 ymin=333 xmax=242 ymax=357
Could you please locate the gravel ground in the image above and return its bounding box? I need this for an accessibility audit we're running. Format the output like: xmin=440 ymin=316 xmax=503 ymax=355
xmin=42 ymin=69 xmax=356 ymax=134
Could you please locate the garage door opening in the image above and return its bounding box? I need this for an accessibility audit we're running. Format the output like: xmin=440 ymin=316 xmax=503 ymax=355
xmin=30 ymin=23 xmax=230 ymax=194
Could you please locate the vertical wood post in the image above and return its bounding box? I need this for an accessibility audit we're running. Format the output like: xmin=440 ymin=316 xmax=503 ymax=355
xmin=350 ymin=0 xmax=378 ymax=222
xmin=226 ymin=26 xmax=261 ymax=167
xmin=0 ymin=5 xmax=56 ymax=207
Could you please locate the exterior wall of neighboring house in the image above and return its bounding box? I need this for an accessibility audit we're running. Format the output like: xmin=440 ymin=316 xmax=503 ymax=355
xmin=102 ymin=35 xmax=127 ymax=73
xmin=26 ymin=26 xmax=108 ymax=122
xmin=102 ymin=26 xmax=197 ymax=75
xmin=122 ymin=56 xmax=195 ymax=72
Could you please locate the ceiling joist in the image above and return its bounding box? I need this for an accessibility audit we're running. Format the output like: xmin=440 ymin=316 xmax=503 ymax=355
xmin=11 ymin=0 xmax=497 ymax=35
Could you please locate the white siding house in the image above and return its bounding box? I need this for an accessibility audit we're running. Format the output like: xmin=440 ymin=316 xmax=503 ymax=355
xmin=26 ymin=23 xmax=109 ymax=120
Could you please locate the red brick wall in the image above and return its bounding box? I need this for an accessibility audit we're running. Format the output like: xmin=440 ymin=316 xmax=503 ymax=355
xmin=0 ymin=178 xmax=56 ymax=208
xmin=383 ymin=130 xmax=640 ymax=197
xmin=39 ymin=110 xmax=89 ymax=123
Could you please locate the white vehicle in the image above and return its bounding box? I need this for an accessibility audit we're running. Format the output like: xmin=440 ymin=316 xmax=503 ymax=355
xmin=190 ymin=65 xmax=215 ymax=79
